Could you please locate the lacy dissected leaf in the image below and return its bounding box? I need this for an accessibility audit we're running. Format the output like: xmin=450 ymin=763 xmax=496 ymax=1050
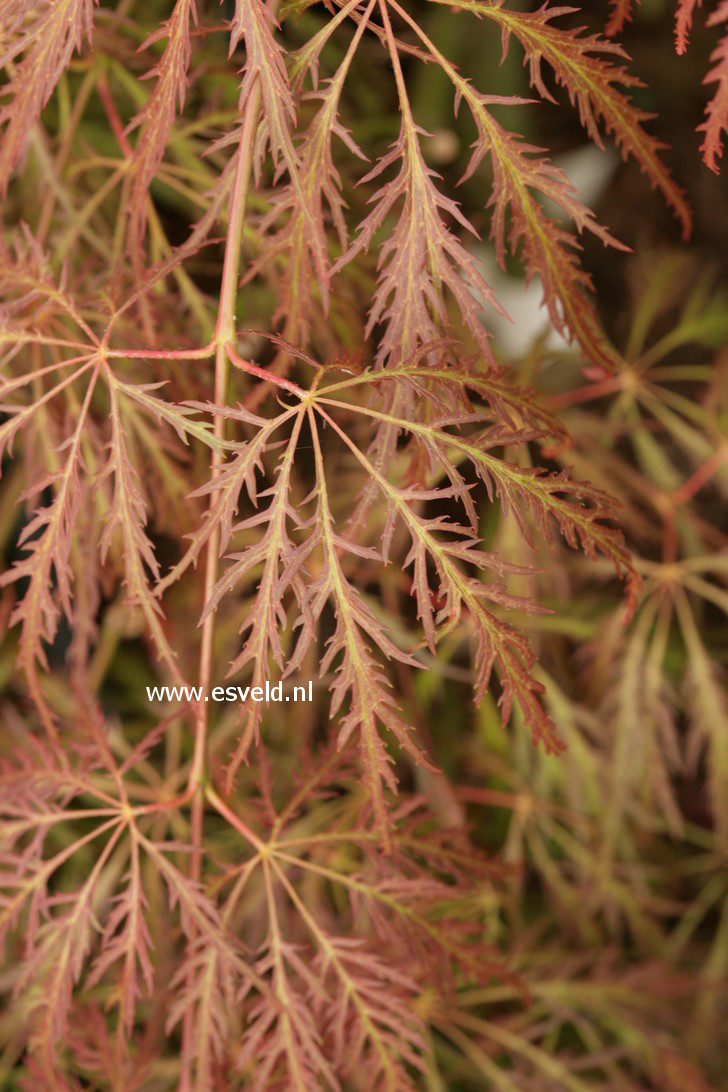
xmin=14 ymin=843 xmax=121 ymax=1071
xmin=1 ymin=730 xmax=257 ymax=1080
xmin=333 ymin=116 xmax=502 ymax=367
xmin=113 ymin=379 xmax=223 ymax=451
xmin=201 ymin=410 xmax=306 ymax=785
xmin=238 ymin=937 xmax=337 ymax=1090
xmin=289 ymin=0 xmax=367 ymax=91
xmin=165 ymin=936 xmax=238 ymax=1085
xmin=248 ymin=1 xmax=373 ymax=344
xmin=62 ymin=1002 xmax=152 ymax=1091
xmin=411 ymin=411 xmax=628 ymax=580
xmin=157 ymin=401 xmax=296 ymax=592
xmin=288 ymin=410 xmax=431 ymax=844
xmin=0 ymin=0 xmax=35 ymax=61
xmin=313 ymin=387 xmax=638 ymax=750
xmin=85 ymin=848 xmax=154 ymax=1038
xmin=670 ymin=0 xmax=728 ymax=171
xmin=126 ymin=0 xmax=198 ymax=246
xmin=0 ymin=753 xmax=125 ymax=1070
xmin=438 ymin=0 xmax=691 ymax=238
xmin=312 ymin=938 xmax=426 ymax=1089
xmin=2 ymin=1 xmax=721 ymax=1084
xmin=318 ymin=349 xmax=567 ymax=438
xmin=699 ymin=4 xmax=728 ymax=172
xmin=314 ymin=402 xmax=564 ymax=754
xmin=99 ymin=373 xmax=183 ymax=684
xmin=0 ymin=355 xmax=95 ymax=464
xmin=318 ymin=388 xmax=637 ymax=595
xmin=595 ymin=598 xmax=683 ymax=868
xmin=137 ymin=829 xmax=266 ymax=981
xmin=288 ymin=827 xmax=513 ymax=989
xmin=229 ymin=0 xmax=326 ymax=290
xmin=466 ymin=103 xmax=626 ymax=370
xmin=605 ymin=0 xmax=639 ymax=37
xmin=466 ymin=112 xmax=627 ymax=372
xmin=398 ymin=485 xmax=563 ymax=752
xmin=1 ymin=366 xmax=100 ymax=727
xmin=386 ymin=4 xmax=626 ymax=370
xmin=230 ymin=0 xmax=295 ymax=168
xmin=675 ymin=0 xmax=702 ymax=54
xmin=0 ymin=0 xmax=96 ymax=194
xmin=0 ymin=230 xmax=99 ymax=345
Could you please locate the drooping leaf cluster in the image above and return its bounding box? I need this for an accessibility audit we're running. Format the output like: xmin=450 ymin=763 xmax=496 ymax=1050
xmin=0 ymin=0 xmax=725 ymax=1087
xmin=606 ymin=0 xmax=728 ymax=172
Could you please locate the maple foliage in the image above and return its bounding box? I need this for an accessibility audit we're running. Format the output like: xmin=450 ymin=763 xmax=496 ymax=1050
xmin=444 ymin=0 xmax=691 ymax=235
xmin=0 ymin=0 xmax=724 ymax=1087
xmin=126 ymin=0 xmax=198 ymax=248
xmin=606 ymin=0 xmax=728 ymax=172
xmin=605 ymin=0 xmax=638 ymax=37
xmin=0 ymin=0 xmax=96 ymax=194
xmin=697 ymin=2 xmax=728 ymax=170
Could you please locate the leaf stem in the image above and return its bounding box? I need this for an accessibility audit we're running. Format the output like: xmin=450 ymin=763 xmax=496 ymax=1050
xmin=105 ymin=343 xmax=215 ymax=360
xmin=378 ymin=0 xmax=412 ymax=122
xmin=206 ymin=783 xmax=267 ymax=853
xmin=214 ymin=94 xmax=262 ymax=349
xmin=181 ymin=49 xmax=268 ymax=1085
xmin=190 ymin=89 xmax=263 ymax=803
xmin=672 ymin=445 xmax=728 ymax=504
xmin=225 ymin=341 xmax=306 ymax=398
